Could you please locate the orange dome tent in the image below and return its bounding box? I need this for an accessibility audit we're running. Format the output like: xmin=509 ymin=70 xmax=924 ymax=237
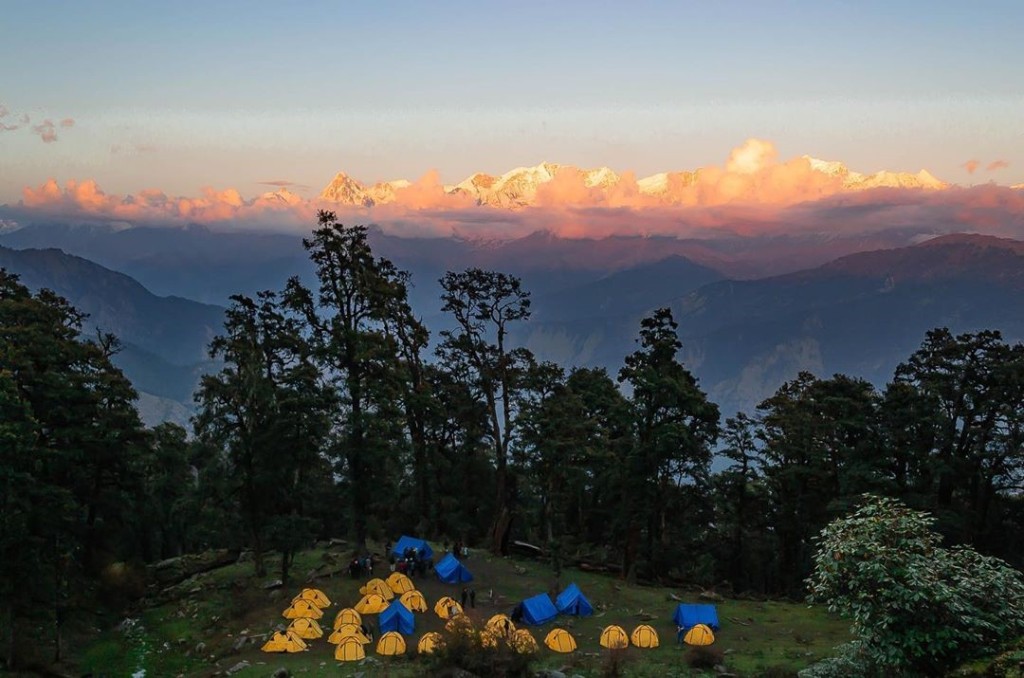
xmin=433 ymin=596 xmax=463 ymax=619
xmin=354 ymin=593 xmax=389 ymax=614
xmin=333 ymin=607 xmax=362 ymax=629
xmin=386 ymin=572 xmax=415 ymax=595
xmin=544 ymin=628 xmax=577 ymax=653
xmin=599 ymin=625 xmax=629 ymax=649
xmin=334 ymin=636 xmax=366 ymax=661
xmin=291 ymin=587 xmax=331 ymax=608
xmin=399 ymin=589 xmax=428 ymax=612
xmin=376 ymin=631 xmax=407 ymax=656
xmin=328 ymin=624 xmax=371 ymax=645
xmin=631 ymin=624 xmax=659 ymax=648
xmin=511 ymin=628 xmax=539 ymax=654
xmin=360 ymin=578 xmax=395 ymax=601
xmin=683 ymin=623 xmax=715 ymax=646
xmin=261 ymin=630 xmax=308 ymax=653
xmin=287 ymin=617 xmax=324 ymax=640
xmin=283 ymin=599 xmax=324 ymax=620
xmin=417 ymin=631 xmax=443 ymax=654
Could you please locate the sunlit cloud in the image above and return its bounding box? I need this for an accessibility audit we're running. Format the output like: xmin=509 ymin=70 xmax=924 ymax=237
xmin=963 ymin=160 xmax=980 ymax=174
xmin=986 ymin=160 xmax=1009 ymax=172
xmin=12 ymin=139 xmax=1024 ymax=245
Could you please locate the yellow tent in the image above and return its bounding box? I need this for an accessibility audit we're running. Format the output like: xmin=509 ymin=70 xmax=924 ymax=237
xmin=544 ymin=628 xmax=577 ymax=653
xmin=599 ymin=625 xmax=629 ymax=649
xmin=291 ymin=587 xmax=331 ymax=608
xmin=360 ymin=578 xmax=395 ymax=601
xmin=386 ymin=571 xmax=415 ymax=595
xmin=480 ymin=629 xmax=501 ymax=649
xmin=631 ymin=624 xmax=659 ymax=648
xmin=445 ymin=614 xmax=474 ymax=635
xmin=684 ymin=624 xmax=715 ymax=646
xmin=434 ymin=596 xmax=463 ymax=619
xmin=333 ymin=608 xmax=362 ymax=630
xmin=399 ymin=589 xmax=428 ymax=613
xmin=510 ymin=628 xmax=539 ymax=654
xmin=417 ymin=631 xmax=443 ymax=654
xmin=287 ymin=617 xmax=324 ymax=640
xmin=354 ymin=593 xmax=390 ymax=614
xmin=261 ymin=631 xmax=308 ymax=653
xmin=376 ymin=631 xmax=407 ymax=656
xmin=334 ymin=636 xmax=366 ymax=661
xmin=485 ymin=613 xmax=516 ymax=637
xmin=283 ymin=599 xmax=324 ymax=620
xmin=328 ymin=624 xmax=370 ymax=645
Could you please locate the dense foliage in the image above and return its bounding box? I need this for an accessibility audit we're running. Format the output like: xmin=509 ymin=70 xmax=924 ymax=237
xmin=803 ymin=495 xmax=1024 ymax=676
xmin=3 ymin=212 xmax=1024 ymax=671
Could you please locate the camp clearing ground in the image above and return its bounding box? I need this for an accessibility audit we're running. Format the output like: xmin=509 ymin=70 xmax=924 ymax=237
xmin=75 ymin=543 xmax=849 ymax=677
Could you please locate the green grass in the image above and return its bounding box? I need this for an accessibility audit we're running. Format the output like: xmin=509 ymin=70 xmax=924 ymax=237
xmin=74 ymin=544 xmax=851 ymax=677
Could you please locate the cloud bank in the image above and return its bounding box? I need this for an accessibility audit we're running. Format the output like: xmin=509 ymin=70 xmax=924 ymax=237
xmin=11 ymin=140 xmax=1024 ymax=243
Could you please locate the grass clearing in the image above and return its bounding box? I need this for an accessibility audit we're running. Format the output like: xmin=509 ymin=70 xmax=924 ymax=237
xmin=74 ymin=543 xmax=850 ymax=676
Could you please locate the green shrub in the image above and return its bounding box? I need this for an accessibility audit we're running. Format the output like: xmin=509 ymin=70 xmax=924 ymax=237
xmin=420 ymin=625 xmax=536 ymax=678
xmin=806 ymin=496 xmax=1024 ymax=676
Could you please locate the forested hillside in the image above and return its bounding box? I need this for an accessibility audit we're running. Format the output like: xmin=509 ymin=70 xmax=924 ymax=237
xmin=3 ymin=213 xmax=1024 ymax=675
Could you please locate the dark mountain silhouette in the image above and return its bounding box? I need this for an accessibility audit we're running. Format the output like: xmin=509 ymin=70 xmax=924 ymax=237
xmin=0 ymin=245 xmax=224 ymax=425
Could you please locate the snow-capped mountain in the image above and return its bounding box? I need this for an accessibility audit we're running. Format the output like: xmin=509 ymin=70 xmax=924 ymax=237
xmin=802 ymin=156 xmax=946 ymax=191
xmin=319 ymin=157 xmax=948 ymax=208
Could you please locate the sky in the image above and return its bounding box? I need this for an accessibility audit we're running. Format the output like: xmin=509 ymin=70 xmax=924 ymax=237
xmin=2 ymin=0 xmax=1023 ymax=205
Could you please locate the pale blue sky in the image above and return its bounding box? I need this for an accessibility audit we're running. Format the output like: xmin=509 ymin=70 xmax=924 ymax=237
xmin=2 ymin=0 xmax=1022 ymax=201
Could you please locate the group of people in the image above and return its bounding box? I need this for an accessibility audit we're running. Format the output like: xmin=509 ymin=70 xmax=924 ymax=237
xmin=391 ymin=544 xmax=432 ymax=577
xmin=445 ymin=539 xmax=470 ymax=560
xmin=460 ymin=585 xmax=477 ymax=609
xmin=347 ymin=554 xmax=375 ymax=579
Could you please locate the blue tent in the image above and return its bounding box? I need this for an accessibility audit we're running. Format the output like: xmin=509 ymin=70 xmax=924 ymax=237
xmin=435 ymin=553 xmax=473 ymax=584
xmin=391 ymin=535 xmax=434 ymax=561
xmin=672 ymin=604 xmax=720 ymax=631
xmin=378 ymin=601 xmax=415 ymax=635
xmin=520 ymin=593 xmax=559 ymax=625
xmin=555 ymin=582 xmax=594 ymax=617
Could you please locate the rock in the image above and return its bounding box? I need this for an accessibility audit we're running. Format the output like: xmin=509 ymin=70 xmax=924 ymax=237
xmin=227 ymin=661 xmax=250 ymax=674
xmin=194 ymin=641 xmax=206 ymax=654
xmin=668 ymin=592 xmax=682 ymax=601
xmin=535 ymin=671 xmax=566 ymax=678
xmin=272 ymin=669 xmax=290 ymax=678
xmin=263 ymin=579 xmax=283 ymax=590
xmin=328 ymin=537 xmax=348 ymax=548
xmin=236 ymin=550 xmax=254 ymax=564
xmin=699 ymin=590 xmax=724 ymax=603
xmin=232 ymin=636 xmax=248 ymax=652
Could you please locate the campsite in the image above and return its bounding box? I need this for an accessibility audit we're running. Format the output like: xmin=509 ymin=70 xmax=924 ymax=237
xmin=76 ymin=539 xmax=851 ymax=677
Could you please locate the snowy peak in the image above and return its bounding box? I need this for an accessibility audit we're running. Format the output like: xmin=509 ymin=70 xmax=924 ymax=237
xmin=319 ymin=157 xmax=952 ymax=208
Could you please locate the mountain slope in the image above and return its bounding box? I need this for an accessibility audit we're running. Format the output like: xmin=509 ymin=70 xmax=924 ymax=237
xmin=0 ymin=245 xmax=225 ymax=425
xmin=519 ymin=235 xmax=1024 ymax=414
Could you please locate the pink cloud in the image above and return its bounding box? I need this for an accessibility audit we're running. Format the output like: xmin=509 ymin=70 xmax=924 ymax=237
xmin=60 ymin=118 xmax=75 ymax=128
xmin=963 ymin=160 xmax=980 ymax=174
xmin=15 ymin=139 xmax=1024 ymax=244
xmin=32 ymin=119 xmax=58 ymax=143
xmin=986 ymin=160 xmax=1009 ymax=172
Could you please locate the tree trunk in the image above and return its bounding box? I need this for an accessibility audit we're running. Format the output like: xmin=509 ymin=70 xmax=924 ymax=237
xmin=3 ymin=601 xmax=15 ymax=669
xmin=281 ymin=550 xmax=292 ymax=587
xmin=252 ymin=528 xmax=266 ymax=578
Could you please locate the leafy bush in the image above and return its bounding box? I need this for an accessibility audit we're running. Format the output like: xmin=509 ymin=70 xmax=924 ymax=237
xmin=420 ymin=625 xmax=535 ymax=678
xmin=805 ymin=495 xmax=1024 ymax=676
xmin=685 ymin=644 xmax=725 ymax=669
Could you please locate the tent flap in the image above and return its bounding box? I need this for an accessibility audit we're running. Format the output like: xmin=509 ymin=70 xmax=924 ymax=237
xmin=555 ymin=582 xmax=594 ymax=617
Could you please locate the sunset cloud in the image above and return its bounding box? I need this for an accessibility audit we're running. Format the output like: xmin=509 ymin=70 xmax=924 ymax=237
xmin=60 ymin=118 xmax=75 ymax=128
xmin=12 ymin=140 xmax=1024 ymax=245
xmin=986 ymin=160 xmax=1009 ymax=172
xmin=963 ymin=160 xmax=980 ymax=174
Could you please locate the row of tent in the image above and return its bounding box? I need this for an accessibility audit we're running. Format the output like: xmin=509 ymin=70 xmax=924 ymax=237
xmin=515 ymin=582 xmax=592 ymax=626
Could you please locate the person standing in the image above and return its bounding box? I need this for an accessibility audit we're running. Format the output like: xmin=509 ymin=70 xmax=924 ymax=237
xmin=460 ymin=586 xmax=469 ymax=609
xmin=469 ymin=588 xmax=476 ymax=609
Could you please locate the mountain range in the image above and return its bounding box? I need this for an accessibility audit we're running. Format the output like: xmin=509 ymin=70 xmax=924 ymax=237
xmin=319 ymin=156 xmax=947 ymax=209
xmin=3 ymin=222 xmax=1024 ymax=427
